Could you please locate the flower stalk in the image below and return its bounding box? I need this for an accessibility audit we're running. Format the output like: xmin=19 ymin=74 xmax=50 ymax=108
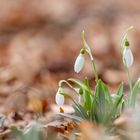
xmin=81 ymin=31 xmax=98 ymax=82
xmin=124 ymin=65 xmax=133 ymax=106
xmin=121 ymin=27 xmax=134 ymax=107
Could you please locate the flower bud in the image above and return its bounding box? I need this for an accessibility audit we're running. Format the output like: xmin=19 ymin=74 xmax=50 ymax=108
xmin=55 ymin=89 xmax=64 ymax=106
xmin=74 ymin=53 xmax=85 ymax=73
xmin=123 ymin=47 xmax=134 ymax=68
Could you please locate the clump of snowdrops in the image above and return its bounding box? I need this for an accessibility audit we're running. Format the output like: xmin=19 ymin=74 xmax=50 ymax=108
xmin=55 ymin=26 xmax=140 ymax=125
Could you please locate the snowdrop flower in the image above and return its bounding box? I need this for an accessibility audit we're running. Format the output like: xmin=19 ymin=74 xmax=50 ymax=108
xmin=123 ymin=46 xmax=134 ymax=68
xmin=55 ymin=88 xmax=64 ymax=106
xmin=136 ymin=77 xmax=140 ymax=86
xmin=78 ymin=94 xmax=84 ymax=105
xmin=74 ymin=53 xmax=85 ymax=73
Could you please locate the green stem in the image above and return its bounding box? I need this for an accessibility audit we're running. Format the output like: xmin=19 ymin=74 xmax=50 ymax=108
xmin=58 ymin=80 xmax=79 ymax=95
xmin=59 ymin=80 xmax=72 ymax=88
xmin=86 ymin=49 xmax=98 ymax=82
xmin=81 ymin=31 xmax=99 ymax=83
xmin=91 ymin=59 xmax=98 ymax=83
xmin=120 ymin=26 xmax=134 ymax=50
xmin=125 ymin=66 xmax=133 ymax=106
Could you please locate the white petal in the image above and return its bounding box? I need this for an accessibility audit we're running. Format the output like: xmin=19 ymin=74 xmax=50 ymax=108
xmin=136 ymin=77 xmax=140 ymax=84
xmin=78 ymin=94 xmax=84 ymax=105
xmin=138 ymin=77 xmax=140 ymax=82
xmin=74 ymin=54 xmax=85 ymax=73
xmin=123 ymin=47 xmax=134 ymax=67
xmin=55 ymin=92 xmax=64 ymax=106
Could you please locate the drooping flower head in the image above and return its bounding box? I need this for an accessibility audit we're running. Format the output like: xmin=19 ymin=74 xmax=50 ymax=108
xmin=74 ymin=53 xmax=85 ymax=73
xmin=55 ymin=88 xmax=64 ymax=106
xmin=123 ymin=40 xmax=134 ymax=68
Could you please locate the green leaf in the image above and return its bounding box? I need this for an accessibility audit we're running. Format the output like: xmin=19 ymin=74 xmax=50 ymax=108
xmin=68 ymin=78 xmax=91 ymax=93
xmin=72 ymin=105 xmax=86 ymax=119
xmin=23 ymin=121 xmax=43 ymax=140
xmin=111 ymin=95 xmax=123 ymax=118
xmin=131 ymin=79 xmax=140 ymax=107
xmin=84 ymin=78 xmax=91 ymax=90
xmin=123 ymin=95 xmax=129 ymax=107
xmin=100 ymin=81 xmax=113 ymax=104
xmin=0 ymin=114 xmax=5 ymax=127
xmin=83 ymin=78 xmax=92 ymax=112
xmin=100 ymin=81 xmax=114 ymax=123
xmin=61 ymin=92 xmax=89 ymax=119
xmin=103 ymin=94 xmax=123 ymax=124
xmin=73 ymin=103 xmax=89 ymax=119
xmin=58 ymin=113 xmax=83 ymax=121
xmin=61 ymin=93 xmax=83 ymax=107
xmin=90 ymin=85 xmax=98 ymax=121
xmin=60 ymin=93 xmax=74 ymax=101
xmin=116 ymin=82 xmax=124 ymax=96
xmin=10 ymin=125 xmax=23 ymax=139
xmin=91 ymin=80 xmax=121 ymax=124
xmin=91 ymin=80 xmax=107 ymax=123
xmin=11 ymin=121 xmax=43 ymax=140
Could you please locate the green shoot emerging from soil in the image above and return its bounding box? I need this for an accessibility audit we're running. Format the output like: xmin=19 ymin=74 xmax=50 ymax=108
xmin=55 ymin=27 xmax=140 ymax=125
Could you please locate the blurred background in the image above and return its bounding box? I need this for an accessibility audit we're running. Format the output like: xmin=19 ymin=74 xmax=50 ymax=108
xmin=0 ymin=0 xmax=140 ymax=112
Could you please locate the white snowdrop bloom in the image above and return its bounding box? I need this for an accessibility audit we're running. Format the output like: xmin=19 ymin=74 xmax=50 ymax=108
xmin=55 ymin=89 xmax=64 ymax=106
xmin=123 ymin=47 xmax=134 ymax=68
xmin=78 ymin=94 xmax=84 ymax=105
xmin=137 ymin=78 xmax=140 ymax=89
xmin=74 ymin=53 xmax=85 ymax=73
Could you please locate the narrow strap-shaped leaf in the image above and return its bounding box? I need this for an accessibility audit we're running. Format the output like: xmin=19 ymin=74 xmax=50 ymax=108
xmin=10 ymin=126 xmax=23 ymax=138
xmin=58 ymin=113 xmax=83 ymax=121
xmin=131 ymin=79 xmax=140 ymax=107
xmin=60 ymin=93 xmax=75 ymax=102
xmin=72 ymin=105 xmax=87 ymax=119
xmin=84 ymin=77 xmax=90 ymax=90
xmin=90 ymin=80 xmax=104 ymax=122
xmin=100 ymin=81 xmax=113 ymax=105
xmin=68 ymin=78 xmax=91 ymax=93
xmin=61 ymin=93 xmax=89 ymax=119
xmin=90 ymin=85 xmax=99 ymax=121
xmin=116 ymin=82 xmax=123 ymax=96
xmin=74 ymin=102 xmax=89 ymax=119
xmin=84 ymin=78 xmax=91 ymax=111
xmin=108 ymin=95 xmax=123 ymax=123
